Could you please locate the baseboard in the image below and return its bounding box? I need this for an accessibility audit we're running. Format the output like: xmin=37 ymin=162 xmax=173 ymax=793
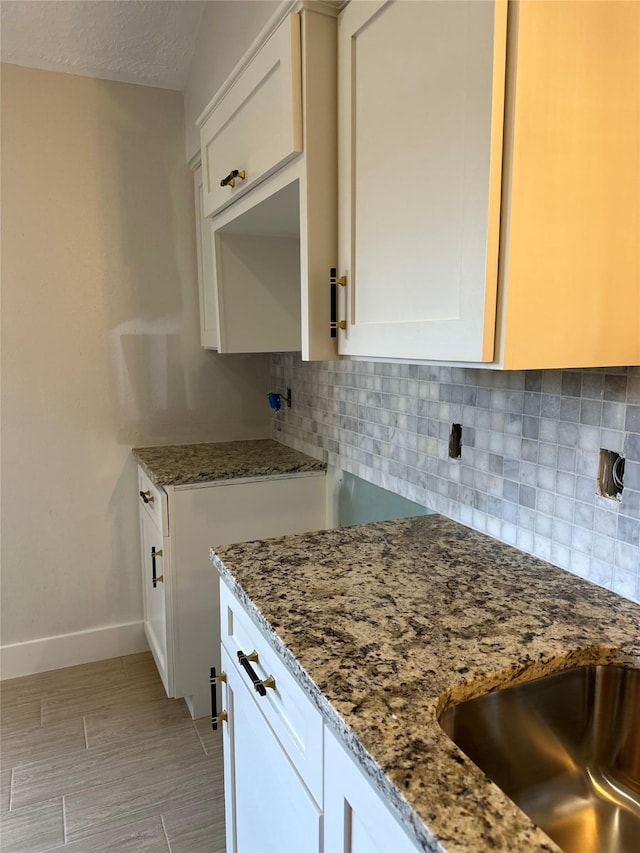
xmin=0 ymin=621 xmax=148 ymax=680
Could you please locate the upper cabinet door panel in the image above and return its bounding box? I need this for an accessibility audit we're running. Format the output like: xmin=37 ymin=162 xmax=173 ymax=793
xmin=337 ymin=0 xmax=507 ymax=362
xmin=500 ymin=0 xmax=640 ymax=369
xmin=200 ymin=13 xmax=303 ymax=219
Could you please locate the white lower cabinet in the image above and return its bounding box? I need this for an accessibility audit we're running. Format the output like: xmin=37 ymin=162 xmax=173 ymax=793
xmin=221 ymin=647 xmax=322 ymax=853
xmin=324 ymin=727 xmax=419 ymax=853
xmin=137 ymin=467 xmax=327 ymax=719
xmin=219 ymin=582 xmax=420 ymax=853
xmin=138 ymin=467 xmax=173 ymax=697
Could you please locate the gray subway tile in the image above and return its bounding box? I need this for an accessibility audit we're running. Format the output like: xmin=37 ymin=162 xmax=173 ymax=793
xmin=524 ymin=392 xmax=541 ymax=416
xmin=503 ymin=479 xmax=519 ymax=503
xmin=562 ymin=372 xmax=583 ymax=397
xmin=560 ymin=397 xmax=581 ymax=423
xmin=571 ymin=525 xmax=593 ymax=554
xmin=551 ymin=541 xmax=571 ymax=569
xmin=624 ymin=433 xmax=640 ymax=462
xmin=576 ymin=451 xmax=598 ymax=479
xmin=577 ymin=426 xmax=601 ymax=453
xmin=558 ymin=422 xmax=579 ymax=448
xmin=593 ymin=534 xmax=616 ymax=563
xmin=604 ymin=374 xmax=627 ymax=402
xmin=556 ymin=472 xmax=576 ymax=498
xmin=488 ymin=453 xmax=504 ymax=475
xmin=575 ymin=475 xmax=597 ymax=504
xmin=537 ymin=466 xmax=556 ymax=492
xmin=557 ymin=446 xmax=576 ymax=473
xmin=540 ymin=395 xmax=561 ymax=419
xmin=580 ymin=400 xmax=602 ymax=427
xmin=602 ymin=402 xmax=625 ymax=431
xmin=574 ymin=500 xmax=595 ymax=529
xmin=542 ymin=371 xmax=563 ymax=394
xmin=522 ymin=416 xmax=540 ymax=440
xmin=625 ymin=405 xmax=640 ymax=433
xmin=582 ymin=372 xmax=604 ymax=400
xmin=589 ymin=557 xmax=613 ymax=589
xmin=524 ymin=371 xmax=543 ymax=392
xmin=614 ymin=539 xmax=638 ymax=571
xmin=519 ymin=484 xmax=536 ymax=509
xmin=535 ymin=512 xmax=553 ymax=537
xmin=538 ymin=443 xmax=557 ymax=469
xmin=539 ymin=418 xmax=559 ymax=443
xmin=503 ymin=458 xmax=520 ymax=481
xmin=620 ymin=489 xmax=640 ymax=517
xmin=601 ymin=429 xmax=625 ymax=455
xmin=627 ymin=376 xmax=640 ymax=405
xmin=553 ymin=518 xmax=573 ymax=546
xmin=617 ymin=514 xmax=640 ymax=545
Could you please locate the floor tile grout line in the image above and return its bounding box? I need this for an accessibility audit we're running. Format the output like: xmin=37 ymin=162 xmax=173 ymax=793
xmin=160 ymin=811 xmax=173 ymax=853
xmin=192 ymin=720 xmax=209 ymax=757
xmin=62 ymin=794 xmax=67 ymax=844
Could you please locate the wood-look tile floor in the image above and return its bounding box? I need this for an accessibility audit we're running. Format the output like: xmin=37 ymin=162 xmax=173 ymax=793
xmin=0 ymin=653 xmax=225 ymax=852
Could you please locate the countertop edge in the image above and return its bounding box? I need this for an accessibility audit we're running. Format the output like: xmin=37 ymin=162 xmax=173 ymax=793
xmin=131 ymin=440 xmax=326 ymax=488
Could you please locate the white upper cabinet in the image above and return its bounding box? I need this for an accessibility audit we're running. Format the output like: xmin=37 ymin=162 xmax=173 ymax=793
xmin=337 ymin=0 xmax=506 ymax=362
xmin=200 ymin=13 xmax=302 ymax=219
xmin=335 ymin=0 xmax=639 ymax=369
xmin=196 ymin=4 xmax=339 ymax=360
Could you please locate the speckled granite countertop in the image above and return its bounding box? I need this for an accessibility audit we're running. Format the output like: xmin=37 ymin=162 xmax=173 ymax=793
xmin=132 ymin=439 xmax=325 ymax=487
xmin=211 ymin=514 xmax=640 ymax=853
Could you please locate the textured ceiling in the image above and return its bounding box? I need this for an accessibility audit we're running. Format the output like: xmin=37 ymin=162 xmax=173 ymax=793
xmin=0 ymin=0 xmax=206 ymax=90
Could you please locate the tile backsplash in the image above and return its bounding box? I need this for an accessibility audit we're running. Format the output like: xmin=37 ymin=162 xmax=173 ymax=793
xmin=271 ymin=356 xmax=640 ymax=604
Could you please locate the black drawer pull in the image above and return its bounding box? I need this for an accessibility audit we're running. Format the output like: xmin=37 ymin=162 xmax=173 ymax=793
xmin=329 ymin=268 xmax=347 ymax=337
xmin=237 ymin=649 xmax=276 ymax=696
xmin=151 ymin=546 xmax=163 ymax=587
xmin=139 ymin=490 xmax=154 ymax=504
xmin=210 ymin=667 xmax=227 ymax=731
xmin=220 ymin=169 xmax=246 ymax=188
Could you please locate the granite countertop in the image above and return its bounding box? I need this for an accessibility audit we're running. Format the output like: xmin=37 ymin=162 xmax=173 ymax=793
xmin=132 ymin=439 xmax=325 ymax=487
xmin=211 ymin=514 xmax=640 ymax=853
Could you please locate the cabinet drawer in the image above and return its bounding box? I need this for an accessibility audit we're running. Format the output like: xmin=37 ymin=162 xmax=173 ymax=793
xmin=220 ymin=581 xmax=323 ymax=805
xmin=200 ymin=13 xmax=302 ymax=218
xmin=137 ymin=467 xmax=166 ymax=533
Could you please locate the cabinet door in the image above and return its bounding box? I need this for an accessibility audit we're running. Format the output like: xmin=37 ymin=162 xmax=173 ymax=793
xmin=220 ymin=647 xmax=322 ymax=853
xmin=193 ymin=165 xmax=219 ymax=350
xmin=139 ymin=508 xmax=173 ymax=697
xmin=337 ymin=0 xmax=506 ymax=362
xmin=499 ymin=0 xmax=640 ymax=369
xmin=200 ymin=13 xmax=302 ymax=219
xmin=324 ymin=727 xmax=418 ymax=853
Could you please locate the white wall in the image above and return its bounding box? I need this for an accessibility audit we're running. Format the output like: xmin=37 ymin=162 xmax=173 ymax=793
xmin=0 ymin=64 xmax=271 ymax=675
xmin=184 ymin=0 xmax=281 ymax=162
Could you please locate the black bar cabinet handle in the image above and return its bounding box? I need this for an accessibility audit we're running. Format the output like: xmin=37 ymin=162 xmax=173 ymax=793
xmin=220 ymin=169 xmax=246 ymax=188
xmin=329 ymin=268 xmax=346 ymax=337
xmin=237 ymin=649 xmax=267 ymax=696
xmin=151 ymin=546 xmax=162 ymax=587
xmin=330 ymin=267 xmax=337 ymax=338
xmin=210 ymin=667 xmax=227 ymax=731
xmin=210 ymin=666 xmax=220 ymax=730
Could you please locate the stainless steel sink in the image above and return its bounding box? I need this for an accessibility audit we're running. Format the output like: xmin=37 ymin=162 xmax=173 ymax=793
xmin=439 ymin=665 xmax=640 ymax=853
